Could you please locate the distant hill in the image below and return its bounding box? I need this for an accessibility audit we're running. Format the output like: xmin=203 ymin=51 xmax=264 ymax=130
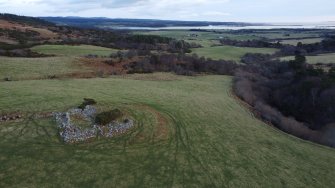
xmin=0 ymin=13 xmax=60 ymax=48
xmin=40 ymin=17 xmax=262 ymax=29
xmin=0 ymin=13 xmax=54 ymax=27
xmin=0 ymin=13 xmax=184 ymax=55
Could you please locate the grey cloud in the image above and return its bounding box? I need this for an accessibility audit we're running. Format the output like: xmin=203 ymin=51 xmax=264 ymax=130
xmin=39 ymin=0 xmax=145 ymax=9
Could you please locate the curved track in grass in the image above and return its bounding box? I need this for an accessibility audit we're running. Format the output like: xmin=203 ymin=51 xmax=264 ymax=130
xmin=0 ymin=74 xmax=335 ymax=187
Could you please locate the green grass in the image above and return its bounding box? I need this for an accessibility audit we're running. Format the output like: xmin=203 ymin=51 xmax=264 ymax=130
xmin=0 ymin=44 xmax=120 ymax=81
xmin=280 ymin=53 xmax=335 ymax=64
xmin=0 ymin=56 xmax=87 ymax=81
xmin=31 ymin=44 xmax=118 ymax=57
xmin=136 ymin=30 xmax=261 ymax=47
xmin=279 ymin=38 xmax=323 ymax=45
xmin=137 ymin=30 xmax=260 ymax=40
xmin=1 ymin=74 xmax=335 ymax=187
xmin=251 ymin=30 xmax=321 ymax=40
xmin=136 ymin=30 xmax=324 ymax=47
xmin=191 ymin=45 xmax=278 ymax=62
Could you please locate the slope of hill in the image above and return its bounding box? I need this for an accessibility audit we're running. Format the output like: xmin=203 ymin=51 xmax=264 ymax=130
xmin=0 ymin=13 xmax=54 ymax=27
xmin=0 ymin=14 xmax=60 ymax=46
xmin=1 ymin=75 xmax=335 ymax=187
xmin=1 ymin=13 xmax=335 ymax=187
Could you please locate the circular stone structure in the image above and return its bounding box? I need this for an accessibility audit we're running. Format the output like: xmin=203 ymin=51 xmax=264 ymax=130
xmin=53 ymin=105 xmax=134 ymax=143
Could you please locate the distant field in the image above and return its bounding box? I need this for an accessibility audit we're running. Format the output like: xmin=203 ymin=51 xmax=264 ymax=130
xmin=280 ymin=53 xmax=335 ymax=64
xmin=136 ymin=30 xmax=324 ymax=46
xmin=279 ymin=38 xmax=323 ymax=45
xmin=136 ymin=30 xmax=261 ymax=47
xmin=0 ymin=56 xmax=87 ymax=81
xmin=1 ymin=30 xmax=335 ymax=188
xmin=1 ymin=74 xmax=335 ymax=187
xmin=191 ymin=45 xmax=278 ymax=62
xmin=136 ymin=30 xmax=260 ymax=40
xmin=251 ymin=31 xmax=321 ymax=40
xmin=0 ymin=45 xmax=120 ymax=81
xmin=31 ymin=44 xmax=118 ymax=56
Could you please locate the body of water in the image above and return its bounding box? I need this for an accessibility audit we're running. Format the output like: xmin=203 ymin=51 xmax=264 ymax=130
xmin=102 ymin=23 xmax=335 ymax=30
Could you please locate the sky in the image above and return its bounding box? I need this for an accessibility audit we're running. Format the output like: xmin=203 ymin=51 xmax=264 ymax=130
xmin=0 ymin=0 xmax=335 ymax=23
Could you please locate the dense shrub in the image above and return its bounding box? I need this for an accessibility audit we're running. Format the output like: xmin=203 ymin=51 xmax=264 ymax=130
xmin=220 ymin=38 xmax=281 ymax=48
xmin=0 ymin=48 xmax=51 ymax=57
xmin=125 ymin=53 xmax=238 ymax=76
xmin=126 ymin=34 xmax=172 ymax=45
xmin=95 ymin=109 xmax=123 ymax=125
xmin=78 ymin=98 xmax=97 ymax=109
xmin=241 ymin=53 xmax=272 ymax=64
xmin=233 ymin=55 xmax=335 ymax=147
xmin=277 ymin=36 xmax=335 ymax=56
xmin=3 ymin=77 xmax=12 ymax=82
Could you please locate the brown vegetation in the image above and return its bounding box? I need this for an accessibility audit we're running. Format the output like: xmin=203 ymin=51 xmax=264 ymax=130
xmin=0 ymin=19 xmax=59 ymax=41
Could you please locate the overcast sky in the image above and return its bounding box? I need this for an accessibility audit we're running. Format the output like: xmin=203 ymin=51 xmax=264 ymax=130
xmin=1 ymin=0 xmax=335 ymax=22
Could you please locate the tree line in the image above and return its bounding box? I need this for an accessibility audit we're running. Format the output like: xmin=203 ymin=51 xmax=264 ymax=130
xmin=234 ymin=53 xmax=335 ymax=147
xmin=105 ymin=50 xmax=238 ymax=76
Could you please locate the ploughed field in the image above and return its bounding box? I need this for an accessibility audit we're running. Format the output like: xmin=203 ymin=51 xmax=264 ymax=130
xmin=1 ymin=42 xmax=335 ymax=187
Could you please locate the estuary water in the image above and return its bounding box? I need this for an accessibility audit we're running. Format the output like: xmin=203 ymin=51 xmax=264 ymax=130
xmin=103 ymin=23 xmax=335 ymax=30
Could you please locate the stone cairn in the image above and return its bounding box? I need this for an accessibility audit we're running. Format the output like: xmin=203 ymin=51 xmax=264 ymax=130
xmin=53 ymin=105 xmax=134 ymax=143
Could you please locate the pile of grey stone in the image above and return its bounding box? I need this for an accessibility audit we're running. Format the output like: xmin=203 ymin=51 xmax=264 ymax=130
xmin=53 ymin=105 xmax=134 ymax=143
xmin=99 ymin=119 xmax=134 ymax=138
xmin=0 ymin=114 xmax=22 ymax=122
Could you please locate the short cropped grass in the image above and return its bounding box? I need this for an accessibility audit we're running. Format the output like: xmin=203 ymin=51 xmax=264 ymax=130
xmin=251 ymin=30 xmax=321 ymax=40
xmin=0 ymin=74 xmax=335 ymax=187
xmin=136 ymin=30 xmax=261 ymax=47
xmin=280 ymin=53 xmax=335 ymax=64
xmin=279 ymin=38 xmax=323 ymax=45
xmin=0 ymin=56 xmax=87 ymax=81
xmin=0 ymin=44 xmax=119 ymax=81
xmin=191 ymin=45 xmax=278 ymax=62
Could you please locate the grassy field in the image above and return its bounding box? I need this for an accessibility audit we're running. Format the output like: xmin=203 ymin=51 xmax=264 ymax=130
xmin=136 ymin=30 xmax=325 ymax=47
xmin=0 ymin=45 xmax=119 ymax=81
xmin=279 ymin=38 xmax=323 ymax=45
xmin=136 ymin=30 xmax=261 ymax=41
xmin=191 ymin=45 xmax=278 ymax=62
xmin=31 ymin=44 xmax=118 ymax=57
xmin=136 ymin=30 xmax=261 ymax=47
xmin=1 ymin=74 xmax=335 ymax=187
xmin=252 ymin=32 xmax=320 ymax=40
xmin=0 ymin=56 xmax=85 ymax=81
xmin=137 ymin=30 xmax=280 ymax=62
xmin=280 ymin=53 xmax=335 ymax=64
